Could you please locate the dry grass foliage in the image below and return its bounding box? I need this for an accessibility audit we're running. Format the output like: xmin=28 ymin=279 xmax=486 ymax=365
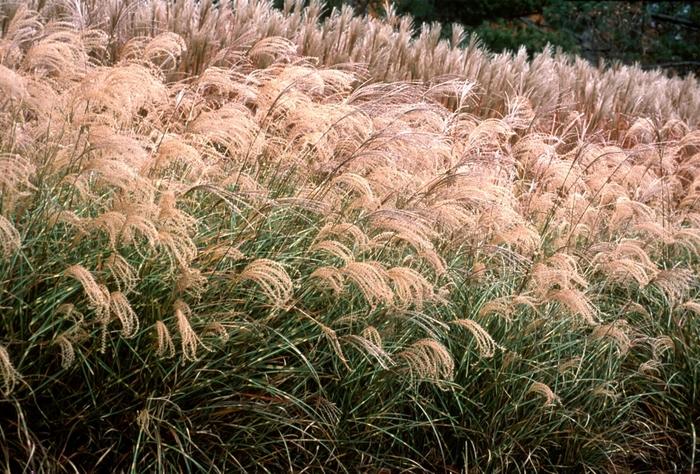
xmin=0 ymin=1 xmax=699 ymax=471
xmin=0 ymin=0 xmax=697 ymax=383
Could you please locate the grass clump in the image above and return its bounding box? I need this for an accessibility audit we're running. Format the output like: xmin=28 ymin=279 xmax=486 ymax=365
xmin=1 ymin=0 xmax=699 ymax=471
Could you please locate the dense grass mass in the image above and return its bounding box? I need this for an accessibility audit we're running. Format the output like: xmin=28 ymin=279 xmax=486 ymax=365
xmin=1 ymin=1 xmax=700 ymax=472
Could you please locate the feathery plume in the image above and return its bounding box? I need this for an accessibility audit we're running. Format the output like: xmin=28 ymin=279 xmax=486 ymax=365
xmin=530 ymin=252 xmax=587 ymax=297
xmin=316 ymin=222 xmax=370 ymax=249
xmin=174 ymin=300 xmax=201 ymax=361
xmin=119 ymin=211 xmax=161 ymax=250
xmin=295 ymin=307 xmax=349 ymax=367
xmin=175 ymin=267 xmax=207 ymax=298
xmin=0 ymin=345 xmax=20 ymax=396
xmin=675 ymin=300 xmax=700 ymax=327
xmin=0 ymin=64 xmax=27 ymax=101
xmin=591 ymin=321 xmax=631 ymax=356
xmin=55 ymin=334 xmax=76 ymax=369
xmin=528 ymin=381 xmax=559 ymax=406
xmin=157 ymin=229 xmax=198 ymax=268
xmin=203 ymin=322 xmax=230 ymax=344
xmin=592 ymin=383 xmax=619 ymax=401
xmin=136 ymin=408 xmax=151 ymax=436
xmin=56 ymin=303 xmax=84 ymax=325
xmin=105 ymin=253 xmax=137 ymax=293
xmin=144 ymin=32 xmax=186 ymax=70
xmin=309 ymin=266 xmax=345 ymax=294
xmin=80 ymin=63 xmax=168 ymax=126
xmin=0 ymin=153 xmax=36 ymax=211
xmin=109 ymin=292 xmax=139 ymax=338
xmin=639 ymin=359 xmax=663 ymax=377
xmin=248 ymin=36 xmax=297 ymax=65
xmin=238 ymin=259 xmax=293 ymax=307
xmin=319 ymin=322 xmax=348 ymax=368
xmin=369 ymin=209 xmax=445 ymax=274
xmin=341 ymin=260 xmax=393 ymax=306
xmin=399 ymin=338 xmax=454 ymax=382
xmin=548 ymin=288 xmax=597 ymax=325
xmin=64 ymin=265 xmax=110 ymax=319
xmin=591 ymin=240 xmax=657 ymax=287
xmin=0 ymin=215 xmax=21 ymax=257
xmin=308 ymin=239 xmax=354 ymax=264
xmin=611 ymin=197 xmax=655 ymax=232
xmin=190 ymin=103 xmax=258 ymax=156
xmin=332 ymin=172 xmax=379 ymax=210
xmin=650 ymin=335 xmax=675 ymax=360
xmin=680 ymin=300 xmax=700 ymax=315
xmin=157 ymin=191 xmax=197 ymax=236
xmin=479 ymin=294 xmax=537 ymax=322
xmin=620 ymin=301 xmax=651 ymax=319
xmin=478 ymin=296 xmax=514 ymax=322
xmin=650 ymin=268 xmax=696 ymax=304
xmin=151 ymin=136 xmax=207 ymax=181
xmin=361 ymin=326 xmax=383 ymax=348
xmin=345 ymin=327 xmax=394 ymax=369
xmin=88 ymin=211 xmax=127 ymax=249
xmin=492 ymin=223 xmax=541 ymax=255
xmin=199 ymin=242 xmax=246 ymax=264
xmin=450 ymin=319 xmax=501 ymax=357
xmin=155 ymin=321 xmax=176 ymax=359
xmin=672 ymin=227 xmax=700 ymax=253
xmin=558 ymin=356 xmax=582 ymax=374
xmin=386 ymin=266 xmax=436 ymax=309
xmin=25 ymin=30 xmax=88 ymax=79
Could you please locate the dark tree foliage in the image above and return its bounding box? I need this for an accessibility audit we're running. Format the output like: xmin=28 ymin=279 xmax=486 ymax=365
xmin=403 ymin=0 xmax=547 ymax=26
xmin=540 ymin=2 xmax=700 ymax=74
